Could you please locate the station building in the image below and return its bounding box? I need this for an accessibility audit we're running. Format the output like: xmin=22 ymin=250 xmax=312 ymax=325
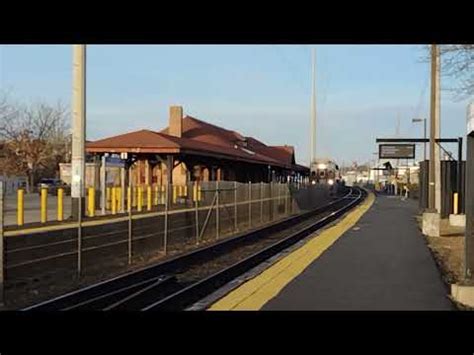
xmin=85 ymin=106 xmax=309 ymax=187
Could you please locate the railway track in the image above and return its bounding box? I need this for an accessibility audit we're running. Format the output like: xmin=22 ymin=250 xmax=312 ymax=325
xmin=23 ymin=187 xmax=366 ymax=311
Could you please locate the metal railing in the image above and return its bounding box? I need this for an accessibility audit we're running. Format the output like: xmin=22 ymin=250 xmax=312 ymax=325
xmin=0 ymin=180 xmax=315 ymax=307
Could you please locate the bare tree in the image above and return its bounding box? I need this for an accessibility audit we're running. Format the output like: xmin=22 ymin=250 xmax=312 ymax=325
xmin=0 ymin=95 xmax=70 ymax=192
xmin=439 ymin=45 xmax=474 ymax=100
xmin=421 ymin=45 xmax=474 ymax=100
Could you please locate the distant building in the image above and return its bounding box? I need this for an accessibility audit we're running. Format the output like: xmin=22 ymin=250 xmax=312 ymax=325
xmin=0 ymin=142 xmax=28 ymax=194
xmin=86 ymin=106 xmax=309 ymax=186
xmin=59 ymin=160 xmax=123 ymax=188
xmin=0 ymin=174 xmax=27 ymax=194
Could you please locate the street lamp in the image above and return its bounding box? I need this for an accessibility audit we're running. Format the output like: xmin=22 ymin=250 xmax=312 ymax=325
xmin=412 ymin=118 xmax=427 ymax=161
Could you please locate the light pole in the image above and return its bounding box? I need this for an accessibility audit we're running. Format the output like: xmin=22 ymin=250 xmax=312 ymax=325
xmin=412 ymin=118 xmax=427 ymax=161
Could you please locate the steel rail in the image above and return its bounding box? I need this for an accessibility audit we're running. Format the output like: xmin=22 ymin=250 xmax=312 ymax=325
xmin=143 ymin=188 xmax=364 ymax=311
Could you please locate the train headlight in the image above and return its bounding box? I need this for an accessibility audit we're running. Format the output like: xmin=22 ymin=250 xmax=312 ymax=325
xmin=311 ymin=180 xmax=316 ymax=185
xmin=328 ymin=179 xmax=334 ymax=186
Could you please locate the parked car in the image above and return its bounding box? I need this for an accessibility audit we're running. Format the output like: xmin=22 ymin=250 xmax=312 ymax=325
xmin=37 ymin=178 xmax=71 ymax=196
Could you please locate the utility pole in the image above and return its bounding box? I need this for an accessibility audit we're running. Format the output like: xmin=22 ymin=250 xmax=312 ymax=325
xmin=71 ymin=45 xmax=86 ymax=218
xmin=310 ymin=47 xmax=316 ymax=167
xmin=428 ymin=44 xmax=441 ymax=212
xmin=424 ymin=118 xmax=427 ymax=162
xmin=412 ymin=118 xmax=427 ymax=161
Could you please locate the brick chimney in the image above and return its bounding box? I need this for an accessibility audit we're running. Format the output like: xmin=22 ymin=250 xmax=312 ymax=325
xmin=169 ymin=106 xmax=183 ymax=138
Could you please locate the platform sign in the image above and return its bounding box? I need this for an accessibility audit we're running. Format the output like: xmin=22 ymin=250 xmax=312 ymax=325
xmin=379 ymin=144 xmax=415 ymax=159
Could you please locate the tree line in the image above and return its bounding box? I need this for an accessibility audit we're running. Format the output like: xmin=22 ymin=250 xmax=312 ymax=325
xmin=0 ymin=93 xmax=71 ymax=192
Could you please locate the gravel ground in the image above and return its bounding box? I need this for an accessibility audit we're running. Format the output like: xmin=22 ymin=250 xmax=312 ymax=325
xmin=424 ymin=234 xmax=464 ymax=285
xmin=415 ymin=214 xmax=473 ymax=310
xmin=415 ymin=215 xmax=465 ymax=284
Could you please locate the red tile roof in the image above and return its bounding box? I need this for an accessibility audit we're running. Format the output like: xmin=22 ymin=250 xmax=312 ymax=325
xmin=87 ymin=115 xmax=307 ymax=171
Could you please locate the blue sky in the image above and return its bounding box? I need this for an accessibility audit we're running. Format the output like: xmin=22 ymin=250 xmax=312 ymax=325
xmin=0 ymin=45 xmax=471 ymax=166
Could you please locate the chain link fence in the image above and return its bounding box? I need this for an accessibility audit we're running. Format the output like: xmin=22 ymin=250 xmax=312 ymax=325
xmin=1 ymin=180 xmax=333 ymax=308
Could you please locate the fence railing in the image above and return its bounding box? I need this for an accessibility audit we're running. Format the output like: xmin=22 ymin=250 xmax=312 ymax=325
xmin=0 ymin=180 xmax=318 ymax=307
xmin=5 ymin=180 xmax=309 ymax=228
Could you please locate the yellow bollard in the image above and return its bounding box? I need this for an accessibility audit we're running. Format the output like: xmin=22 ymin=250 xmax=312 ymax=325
xmin=453 ymin=192 xmax=459 ymax=215
xmin=193 ymin=182 xmax=197 ymax=202
xmin=17 ymin=188 xmax=24 ymax=226
xmin=111 ymin=187 xmax=117 ymax=215
xmin=106 ymin=187 xmax=111 ymax=210
xmin=133 ymin=186 xmax=137 ymax=207
xmin=116 ymin=187 xmax=121 ymax=212
xmin=40 ymin=188 xmax=47 ymax=223
xmin=88 ymin=187 xmax=95 ymax=217
xmin=147 ymin=185 xmax=152 ymax=211
xmin=160 ymin=185 xmax=165 ymax=204
xmin=173 ymin=185 xmax=177 ymax=204
xmin=154 ymin=185 xmax=159 ymax=206
xmin=57 ymin=188 xmax=64 ymax=221
xmin=127 ymin=186 xmax=132 ymax=212
xmin=137 ymin=186 xmax=143 ymax=212
xmin=198 ymin=185 xmax=202 ymax=201
xmin=184 ymin=185 xmax=188 ymax=196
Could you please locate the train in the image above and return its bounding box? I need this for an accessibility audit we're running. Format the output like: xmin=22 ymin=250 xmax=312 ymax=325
xmin=310 ymin=158 xmax=341 ymax=186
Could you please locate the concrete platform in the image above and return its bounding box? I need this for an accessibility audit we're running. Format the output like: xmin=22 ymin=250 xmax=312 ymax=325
xmin=260 ymin=195 xmax=453 ymax=310
xmin=210 ymin=194 xmax=454 ymax=310
xmin=449 ymin=214 xmax=466 ymax=228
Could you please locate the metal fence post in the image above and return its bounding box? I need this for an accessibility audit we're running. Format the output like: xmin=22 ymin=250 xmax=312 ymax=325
xmin=121 ymin=167 xmax=126 ymax=213
xmin=194 ymin=181 xmax=199 ymax=245
xmin=216 ymin=180 xmax=220 ymax=239
xmin=278 ymin=182 xmax=281 ymax=215
xmin=248 ymin=181 xmax=252 ymax=228
xmin=128 ymin=167 xmax=133 ymax=265
xmin=164 ymin=182 xmax=169 ymax=255
xmin=234 ymin=181 xmax=238 ymax=231
xmin=0 ymin=181 xmax=4 ymax=306
xmin=260 ymin=181 xmax=263 ymax=224
xmin=101 ymin=154 xmax=106 ymax=215
xmin=270 ymin=182 xmax=273 ymax=221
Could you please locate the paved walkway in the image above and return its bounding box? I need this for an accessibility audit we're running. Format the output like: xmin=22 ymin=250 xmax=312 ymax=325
xmin=262 ymin=194 xmax=453 ymax=310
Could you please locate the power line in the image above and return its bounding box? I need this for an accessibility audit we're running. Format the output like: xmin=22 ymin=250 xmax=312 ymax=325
xmin=413 ymin=75 xmax=430 ymax=119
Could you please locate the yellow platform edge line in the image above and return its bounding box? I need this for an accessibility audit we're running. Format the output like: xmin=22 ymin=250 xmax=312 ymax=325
xmin=208 ymin=192 xmax=375 ymax=311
